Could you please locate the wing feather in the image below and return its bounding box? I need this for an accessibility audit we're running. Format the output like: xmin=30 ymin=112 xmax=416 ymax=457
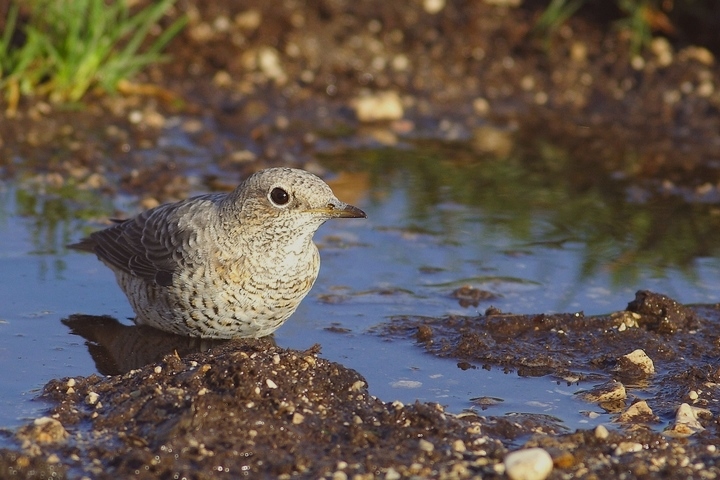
xmin=70 ymin=194 xmax=223 ymax=286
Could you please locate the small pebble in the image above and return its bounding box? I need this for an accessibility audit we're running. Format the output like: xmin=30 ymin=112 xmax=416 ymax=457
xmin=614 ymin=441 xmax=643 ymax=456
xmin=266 ymin=379 xmax=278 ymax=389
xmin=618 ymin=349 xmax=655 ymax=375
xmin=385 ymin=467 xmax=401 ymax=480
xmin=419 ymin=439 xmax=435 ymax=452
xmin=235 ymin=9 xmax=261 ymax=31
xmin=664 ymin=403 xmax=709 ymax=437
xmin=578 ymin=380 xmax=626 ymax=403
xmin=332 ymin=471 xmax=347 ymax=480
xmin=350 ymin=380 xmax=366 ymax=392
xmin=617 ymin=400 xmax=655 ymax=423
xmin=504 ymin=447 xmax=553 ymax=480
xmin=423 ymin=0 xmax=445 ymax=14
xmin=257 ymin=47 xmax=287 ymax=83
xmin=594 ymin=424 xmax=609 ymax=440
xmin=352 ymin=91 xmax=404 ymax=122
xmin=128 ymin=110 xmax=143 ymax=124
xmin=16 ymin=417 xmax=69 ymax=445
xmin=472 ymin=97 xmax=490 ymax=115
xmin=85 ymin=392 xmax=100 ymax=405
xmin=452 ymin=439 xmax=466 ymax=452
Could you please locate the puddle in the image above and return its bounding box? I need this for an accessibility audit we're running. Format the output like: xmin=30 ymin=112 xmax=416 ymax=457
xmin=3 ymin=141 xmax=720 ymax=445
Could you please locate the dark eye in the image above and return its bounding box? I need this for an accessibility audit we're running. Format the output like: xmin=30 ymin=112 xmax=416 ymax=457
xmin=270 ymin=187 xmax=290 ymax=206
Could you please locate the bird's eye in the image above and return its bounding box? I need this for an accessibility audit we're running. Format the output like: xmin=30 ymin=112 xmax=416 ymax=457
xmin=269 ymin=187 xmax=290 ymax=206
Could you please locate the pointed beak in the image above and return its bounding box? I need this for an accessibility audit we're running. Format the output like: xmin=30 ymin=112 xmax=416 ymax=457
xmin=310 ymin=202 xmax=367 ymax=219
xmin=334 ymin=203 xmax=367 ymax=219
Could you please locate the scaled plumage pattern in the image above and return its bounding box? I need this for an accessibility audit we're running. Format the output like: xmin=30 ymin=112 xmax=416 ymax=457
xmin=70 ymin=168 xmax=366 ymax=338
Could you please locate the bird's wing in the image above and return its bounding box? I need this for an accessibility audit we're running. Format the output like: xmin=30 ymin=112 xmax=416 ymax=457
xmin=76 ymin=195 xmax=219 ymax=287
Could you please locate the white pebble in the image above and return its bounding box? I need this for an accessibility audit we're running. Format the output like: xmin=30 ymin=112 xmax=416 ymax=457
xmin=128 ymin=110 xmax=143 ymax=124
xmin=423 ymin=0 xmax=445 ymax=14
xmin=266 ymin=378 xmax=278 ymax=389
xmin=85 ymin=392 xmax=100 ymax=405
xmin=614 ymin=442 xmax=643 ymax=456
xmin=620 ymin=349 xmax=655 ymax=374
xmin=384 ymin=467 xmax=401 ymax=480
xmin=504 ymin=448 xmax=553 ymax=480
xmin=350 ymin=380 xmax=366 ymax=392
xmin=352 ymin=91 xmax=404 ymax=122
xmin=418 ymin=439 xmax=434 ymax=452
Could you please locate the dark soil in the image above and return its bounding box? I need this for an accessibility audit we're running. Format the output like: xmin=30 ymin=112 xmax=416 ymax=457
xmin=375 ymin=290 xmax=720 ymax=430
xmin=3 ymin=0 xmax=720 ymax=478
xmin=4 ymin=291 xmax=720 ymax=478
xmin=2 ymin=0 xmax=720 ymax=202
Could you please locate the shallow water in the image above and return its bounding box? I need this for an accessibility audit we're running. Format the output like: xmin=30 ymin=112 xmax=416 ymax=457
xmin=3 ymin=142 xmax=720 ymax=443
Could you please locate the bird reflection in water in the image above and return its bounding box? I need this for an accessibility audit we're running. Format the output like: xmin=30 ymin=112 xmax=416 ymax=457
xmin=61 ymin=314 xmax=276 ymax=376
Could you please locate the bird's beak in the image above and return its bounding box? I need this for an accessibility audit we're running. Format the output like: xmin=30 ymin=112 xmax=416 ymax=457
xmin=311 ymin=203 xmax=367 ymax=219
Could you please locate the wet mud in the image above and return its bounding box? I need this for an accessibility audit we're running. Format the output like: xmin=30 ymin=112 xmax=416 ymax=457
xmin=3 ymin=291 xmax=720 ymax=478
xmin=377 ymin=290 xmax=720 ymax=424
xmin=9 ymin=339 xmax=507 ymax=479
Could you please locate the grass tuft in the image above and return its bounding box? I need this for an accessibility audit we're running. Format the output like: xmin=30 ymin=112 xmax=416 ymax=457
xmin=0 ymin=0 xmax=186 ymax=111
xmin=534 ymin=0 xmax=697 ymax=57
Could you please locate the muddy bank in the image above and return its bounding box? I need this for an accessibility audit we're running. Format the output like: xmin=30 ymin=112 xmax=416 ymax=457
xmin=377 ymin=289 xmax=720 ymax=419
xmin=2 ymin=0 xmax=720 ymax=204
xmin=4 ymin=291 xmax=720 ymax=478
xmin=11 ymin=339 xmax=507 ymax=479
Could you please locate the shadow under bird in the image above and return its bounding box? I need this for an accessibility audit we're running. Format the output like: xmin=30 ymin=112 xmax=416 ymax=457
xmin=69 ymin=167 xmax=366 ymax=339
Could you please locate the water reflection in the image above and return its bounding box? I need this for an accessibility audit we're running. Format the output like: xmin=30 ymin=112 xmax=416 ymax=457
xmin=62 ymin=314 xmax=233 ymax=376
xmin=1 ymin=181 xmax=113 ymax=278
xmin=6 ymin=139 xmax=720 ymax=289
xmin=321 ymin=141 xmax=720 ymax=288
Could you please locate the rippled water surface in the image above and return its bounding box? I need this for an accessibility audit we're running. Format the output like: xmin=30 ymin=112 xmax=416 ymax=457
xmin=3 ymin=143 xmax=720 ymax=441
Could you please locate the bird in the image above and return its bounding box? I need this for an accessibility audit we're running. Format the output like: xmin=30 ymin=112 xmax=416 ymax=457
xmin=69 ymin=167 xmax=366 ymax=339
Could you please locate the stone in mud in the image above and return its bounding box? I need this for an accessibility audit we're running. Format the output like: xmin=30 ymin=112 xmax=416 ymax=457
xmin=577 ymin=380 xmax=627 ymax=403
xmin=626 ymin=290 xmax=699 ymax=333
xmin=504 ymin=447 xmax=553 ymax=480
xmin=616 ymin=400 xmax=658 ymax=424
xmin=664 ymin=403 xmax=710 ymax=438
xmin=616 ymin=349 xmax=655 ymax=378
